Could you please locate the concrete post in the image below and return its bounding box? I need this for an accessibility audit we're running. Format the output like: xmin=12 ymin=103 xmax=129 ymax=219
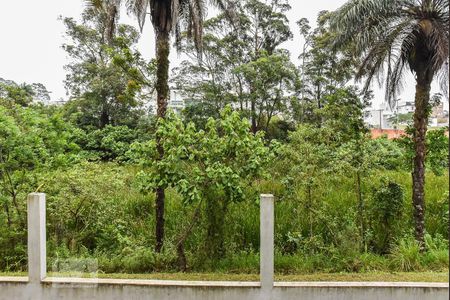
xmin=27 ymin=193 xmax=46 ymax=282
xmin=260 ymin=194 xmax=274 ymax=290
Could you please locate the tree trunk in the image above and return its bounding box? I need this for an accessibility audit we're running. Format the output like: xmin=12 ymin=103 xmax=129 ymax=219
xmin=205 ymin=195 xmax=227 ymax=259
xmin=3 ymin=202 xmax=11 ymax=228
xmin=104 ymin=4 xmax=118 ymax=45
xmin=155 ymin=31 xmax=170 ymax=253
xmin=251 ymin=96 xmax=257 ymax=134
xmin=448 ymin=60 xmax=450 ymax=244
xmin=176 ymin=203 xmax=202 ymax=272
xmin=11 ymin=191 xmax=23 ymax=222
xmin=412 ymin=74 xmax=431 ymax=252
xmin=307 ymin=184 xmax=313 ymax=239
xmin=99 ymin=107 xmax=109 ymax=128
xmin=356 ymin=171 xmax=365 ymax=251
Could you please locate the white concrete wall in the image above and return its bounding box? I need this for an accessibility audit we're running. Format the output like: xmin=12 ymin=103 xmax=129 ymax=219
xmin=0 ymin=278 xmax=447 ymax=300
xmin=0 ymin=193 xmax=448 ymax=300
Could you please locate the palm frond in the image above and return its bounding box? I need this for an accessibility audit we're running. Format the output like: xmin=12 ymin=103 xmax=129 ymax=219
xmin=331 ymin=0 xmax=401 ymax=52
xmin=428 ymin=19 xmax=449 ymax=73
xmin=126 ymin=0 xmax=232 ymax=59
xmin=85 ymin=0 xmax=104 ymax=9
xmin=437 ymin=65 xmax=449 ymax=99
xmin=84 ymin=0 xmax=122 ymax=43
xmin=331 ymin=0 xmax=449 ymax=104
xmin=126 ymin=0 xmax=148 ymax=31
xmin=386 ymin=51 xmax=407 ymax=105
xmin=356 ymin=16 xmax=417 ymax=104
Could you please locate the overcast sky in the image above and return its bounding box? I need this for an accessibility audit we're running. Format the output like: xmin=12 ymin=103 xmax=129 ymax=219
xmin=0 ymin=1 xmax=446 ymax=109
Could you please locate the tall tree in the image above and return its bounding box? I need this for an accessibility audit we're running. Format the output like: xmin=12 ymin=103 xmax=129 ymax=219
xmin=126 ymin=0 xmax=231 ymax=252
xmin=234 ymin=50 xmax=299 ymax=132
xmin=331 ymin=0 xmax=449 ymax=251
xmin=173 ymin=0 xmax=293 ymax=132
xmin=296 ymin=11 xmax=358 ymax=124
xmin=226 ymin=0 xmax=292 ymax=132
xmin=62 ymin=12 xmax=151 ymax=129
xmin=132 ymin=107 xmax=273 ymax=267
xmin=171 ymin=16 xmax=240 ymax=128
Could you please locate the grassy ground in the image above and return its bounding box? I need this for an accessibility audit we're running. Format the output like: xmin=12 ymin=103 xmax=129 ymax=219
xmin=1 ymin=272 xmax=448 ymax=282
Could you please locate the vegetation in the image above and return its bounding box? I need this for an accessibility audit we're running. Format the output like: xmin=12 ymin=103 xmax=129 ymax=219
xmin=0 ymin=0 xmax=448 ymax=280
xmin=123 ymin=0 xmax=233 ymax=253
xmin=331 ymin=0 xmax=449 ymax=251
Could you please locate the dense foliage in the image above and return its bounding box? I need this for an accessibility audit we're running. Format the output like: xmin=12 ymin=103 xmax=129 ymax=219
xmin=0 ymin=96 xmax=447 ymax=273
xmin=0 ymin=0 xmax=448 ymax=275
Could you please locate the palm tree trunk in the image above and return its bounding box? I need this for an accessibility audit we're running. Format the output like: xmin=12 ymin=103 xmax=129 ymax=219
xmin=155 ymin=30 xmax=170 ymax=253
xmin=412 ymin=74 xmax=431 ymax=252
xmin=104 ymin=4 xmax=118 ymax=45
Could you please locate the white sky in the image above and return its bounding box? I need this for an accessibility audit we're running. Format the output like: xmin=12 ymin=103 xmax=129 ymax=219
xmin=0 ymin=0 xmax=447 ymax=110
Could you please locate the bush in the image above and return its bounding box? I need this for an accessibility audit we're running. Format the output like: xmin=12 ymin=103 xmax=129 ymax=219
xmin=75 ymin=125 xmax=148 ymax=161
xmin=369 ymin=178 xmax=405 ymax=254
xmin=366 ymin=138 xmax=404 ymax=170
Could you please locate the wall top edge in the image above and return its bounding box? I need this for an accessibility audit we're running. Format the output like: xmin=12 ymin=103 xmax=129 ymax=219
xmin=0 ymin=277 xmax=447 ymax=289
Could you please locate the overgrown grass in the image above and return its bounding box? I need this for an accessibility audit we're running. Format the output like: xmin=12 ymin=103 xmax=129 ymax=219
xmin=42 ymin=167 xmax=448 ymax=275
xmin=1 ymin=163 xmax=448 ymax=276
xmin=46 ymin=248 xmax=448 ymax=275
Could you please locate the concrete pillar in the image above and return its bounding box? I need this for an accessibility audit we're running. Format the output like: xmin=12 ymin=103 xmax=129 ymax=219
xmin=27 ymin=193 xmax=46 ymax=282
xmin=260 ymin=194 xmax=274 ymax=290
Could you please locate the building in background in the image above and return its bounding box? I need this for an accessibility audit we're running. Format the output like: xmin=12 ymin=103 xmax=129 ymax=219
xmin=364 ymin=102 xmax=394 ymax=129
xmin=168 ymin=89 xmax=185 ymax=115
xmin=143 ymin=88 xmax=186 ymax=115
xmin=396 ymin=101 xmax=415 ymax=115
xmin=430 ymin=102 xmax=449 ymax=127
xmin=364 ymin=99 xmax=449 ymax=129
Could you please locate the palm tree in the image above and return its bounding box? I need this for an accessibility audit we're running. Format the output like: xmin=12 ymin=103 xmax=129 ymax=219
xmin=126 ymin=0 xmax=232 ymax=252
xmin=331 ymin=0 xmax=448 ymax=251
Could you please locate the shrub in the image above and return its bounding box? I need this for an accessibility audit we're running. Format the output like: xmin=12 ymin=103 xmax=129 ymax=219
xmin=369 ymin=178 xmax=405 ymax=254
